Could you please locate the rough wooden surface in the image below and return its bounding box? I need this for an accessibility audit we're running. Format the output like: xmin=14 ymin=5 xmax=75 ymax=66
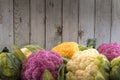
xmin=0 ymin=0 xmax=13 ymax=51
xmin=46 ymin=0 xmax=62 ymax=50
xmin=95 ymin=0 xmax=111 ymax=47
xmin=1 ymin=0 xmax=120 ymax=50
xmin=30 ymin=0 xmax=45 ymax=48
xmin=79 ymin=0 xmax=95 ymax=45
xmin=63 ymin=0 xmax=78 ymax=42
xmin=14 ymin=0 xmax=30 ymax=47
xmin=111 ymin=0 xmax=120 ymax=43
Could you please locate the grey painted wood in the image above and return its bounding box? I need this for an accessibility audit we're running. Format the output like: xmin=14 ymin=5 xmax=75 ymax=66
xmin=63 ymin=0 xmax=78 ymax=42
xmin=46 ymin=0 xmax=62 ymax=50
xmin=30 ymin=0 xmax=45 ymax=48
xmin=111 ymin=0 xmax=120 ymax=43
xmin=79 ymin=0 xmax=95 ymax=45
xmin=14 ymin=0 xmax=30 ymax=47
xmin=1 ymin=0 xmax=120 ymax=49
xmin=95 ymin=0 xmax=111 ymax=47
xmin=0 ymin=0 xmax=13 ymax=51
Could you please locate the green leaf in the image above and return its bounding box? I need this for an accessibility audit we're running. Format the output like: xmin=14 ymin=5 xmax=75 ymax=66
xmin=62 ymin=57 xmax=70 ymax=64
xmin=87 ymin=38 xmax=96 ymax=48
xmin=78 ymin=45 xmax=87 ymax=51
xmin=58 ymin=57 xmax=69 ymax=80
xmin=13 ymin=45 xmax=26 ymax=63
xmin=43 ymin=69 xmax=55 ymax=80
xmin=24 ymin=45 xmax=43 ymax=53
xmin=58 ymin=63 xmax=66 ymax=80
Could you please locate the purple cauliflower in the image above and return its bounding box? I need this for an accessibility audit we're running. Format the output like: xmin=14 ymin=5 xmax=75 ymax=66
xmin=21 ymin=50 xmax=63 ymax=80
xmin=97 ymin=43 xmax=120 ymax=61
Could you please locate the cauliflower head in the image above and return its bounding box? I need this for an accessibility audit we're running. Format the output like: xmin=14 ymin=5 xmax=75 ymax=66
xmin=66 ymin=49 xmax=110 ymax=80
xmin=21 ymin=50 xmax=63 ymax=80
xmin=110 ymin=56 xmax=120 ymax=80
xmin=97 ymin=43 xmax=120 ymax=61
xmin=52 ymin=42 xmax=79 ymax=58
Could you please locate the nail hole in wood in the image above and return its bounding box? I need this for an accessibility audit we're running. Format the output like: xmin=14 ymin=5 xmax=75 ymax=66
xmin=57 ymin=26 xmax=62 ymax=36
xmin=0 ymin=16 xmax=2 ymax=24
xmin=78 ymin=30 xmax=84 ymax=39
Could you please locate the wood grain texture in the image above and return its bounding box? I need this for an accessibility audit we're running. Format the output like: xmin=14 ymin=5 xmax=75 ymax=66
xmin=46 ymin=0 xmax=62 ymax=50
xmin=79 ymin=0 xmax=94 ymax=45
xmin=95 ymin=0 xmax=111 ymax=47
xmin=111 ymin=0 xmax=120 ymax=43
xmin=0 ymin=0 xmax=13 ymax=51
xmin=14 ymin=0 xmax=30 ymax=47
xmin=63 ymin=0 xmax=78 ymax=42
xmin=1 ymin=0 xmax=120 ymax=50
xmin=30 ymin=0 xmax=45 ymax=48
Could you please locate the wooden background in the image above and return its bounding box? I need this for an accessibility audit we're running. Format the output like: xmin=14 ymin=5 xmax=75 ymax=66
xmin=0 ymin=0 xmax=120 ymax=51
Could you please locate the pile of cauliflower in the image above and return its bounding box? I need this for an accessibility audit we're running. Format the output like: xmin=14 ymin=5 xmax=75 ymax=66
xmin=13 ymin=42 xmax=120 ymax=80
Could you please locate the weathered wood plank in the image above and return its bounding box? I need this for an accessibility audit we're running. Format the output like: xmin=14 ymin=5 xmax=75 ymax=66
xmin=30 ymin=0 xmax=45 ymax=48
xmin=79 ymin=0 xmax=94 ymax=45
xmin=0 ymin=0 xmax=13 ymax=51
xmin=111 ymin=0 xmax=120 ymax=43
xmin=14 ymin=0 xmax=30 ymax=47
xmin=46 ymin=0 xmax=62 ymax=50
xmin=95 ymin=0 xmax=111 ymax=47
xmin=63 ymin=0 xmax=78 ymax=42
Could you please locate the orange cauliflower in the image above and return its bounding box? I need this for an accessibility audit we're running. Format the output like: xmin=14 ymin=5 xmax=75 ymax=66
xmin=52 ymin=42 xmax=79 ymax=58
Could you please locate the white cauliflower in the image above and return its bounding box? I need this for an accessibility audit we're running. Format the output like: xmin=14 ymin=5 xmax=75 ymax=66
xmin=66 ymin=49 xmax=110 ymax=80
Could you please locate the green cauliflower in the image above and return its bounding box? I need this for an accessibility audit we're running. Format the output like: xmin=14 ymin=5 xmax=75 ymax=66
xmin=66 ymin=49 xmax=110 ymax=80
xmin=110 ymin=56 xmax=120 ymax=80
